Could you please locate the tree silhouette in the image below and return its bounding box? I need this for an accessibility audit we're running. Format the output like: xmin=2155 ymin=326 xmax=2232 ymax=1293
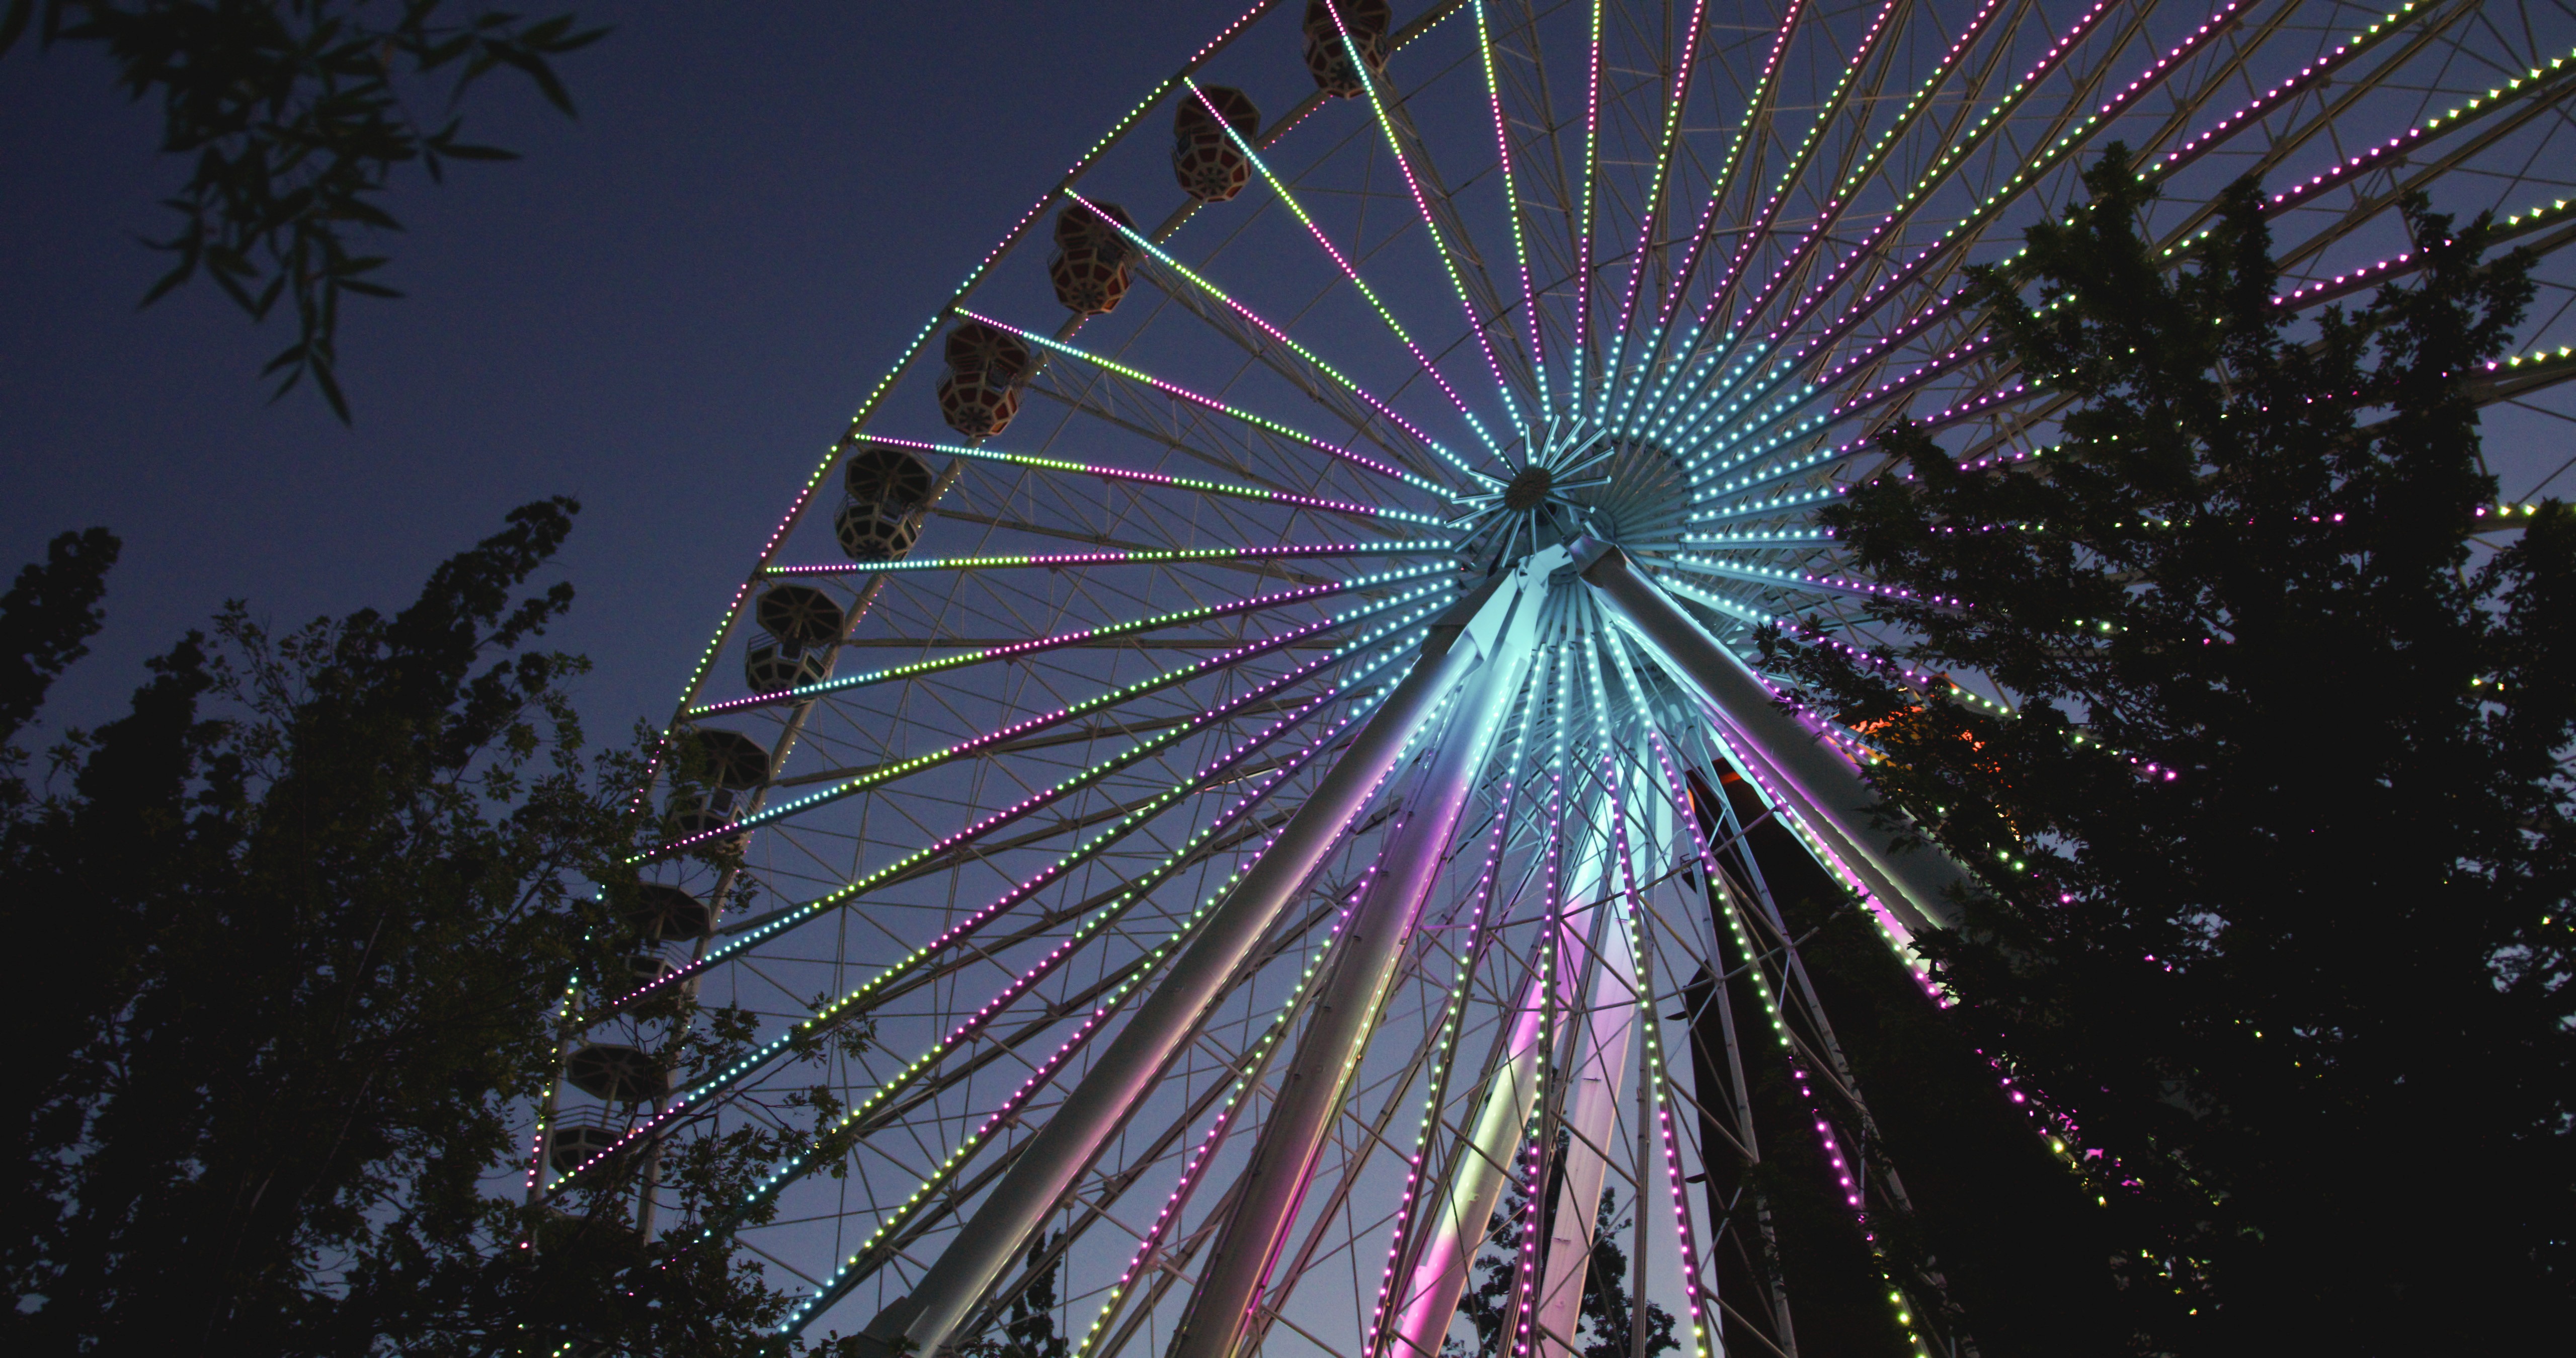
xmin=1772 ymin=148 xmax=2576 ymax=1350
xmin=1450 ymin=1176 xmax=1678 ymax=1358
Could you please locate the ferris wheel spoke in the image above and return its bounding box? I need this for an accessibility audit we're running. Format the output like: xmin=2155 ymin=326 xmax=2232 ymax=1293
xmin=910 ymin=434 xmax=1452 ymax=531
xmin=1471 ymin=0 xmax=1554 ymax=419
xmin=955 ymin=307 xmax=1457 ymax=498
xmin=641 ymin=611 xmax=1378 ymax=860
xmin=1565 ymin=0 xmax=1606 ymax=403
xmin=1658 ymin=553 xmax=1942 ymax=609
xmin=2277 ymin=192 xmax=2576 ymax=313
xmin=1708 ymin=0 xmax=2196 ymax=427
xmin=1184 ymin=76 xmax=1516 ymax=473
xmin=609 ymin=629 xmax=1445 ymax=1047
xmin=1696 ymin=0 xmax=2020 ymax=362
xmin=1342 ymin=6 xmax=1538 ymax=442
xmin=766 ymin=540 xmax=1441 ymax=581
xmin=2151 ymin=0 xmax=2460 ymax=186
xmin=1678 ymin=0 xmax=1906 ymax=364
xmin=1603 ymin=0 xmax=1713 ymax=372
xmin=1081 ymin=186 xmax=1489 ymax=485
xmin=682 ymin=662 xmax=1421 ymax=1277
xmin=692 ymin=564 xmax=1448 ymax=718
xmin=1667 ymin=0 xmax=2266 ymax=451
xmin=2153 ymin=35 xmax=2571 ymax=276
xmin=2278 ymin=66 xmax=2576 ymax=271
xmin=1653 ymin=0 xmax=1821 ymax=344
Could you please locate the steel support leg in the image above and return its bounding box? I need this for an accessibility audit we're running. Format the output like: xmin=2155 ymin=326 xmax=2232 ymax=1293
xmin=1387 ymin=802 xmax=1614 ymax=1358
xmin=861 ymin=571 xmax=1538 ymax=1357
xmin=1387 ymin=968 xmax=1547 ymax=1358
xmin=1531 ymin=823 xmax=1641 ymax=1358
xmin=1577 ymin=543 xmax=1969 ymax=935
xmin=1167 ymin=606 xmax=1536 ymax=1358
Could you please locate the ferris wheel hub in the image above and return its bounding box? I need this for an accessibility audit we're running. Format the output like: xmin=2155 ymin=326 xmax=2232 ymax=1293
xmin=1501 ymin=463 xmax=1554 ymax=511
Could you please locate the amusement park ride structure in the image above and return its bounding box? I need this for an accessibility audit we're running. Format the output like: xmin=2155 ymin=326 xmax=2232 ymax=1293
xmin=532 ymin=3 xmax=2576 ymax=1354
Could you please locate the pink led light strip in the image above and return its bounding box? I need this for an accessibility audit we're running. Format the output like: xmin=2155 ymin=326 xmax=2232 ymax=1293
xmin=1331 ymin=0 xmax=1531 ymax=443
xmin=691 ymin=566 xmax=1444 ymax=718
xmin=780 ymin=671 xmax=1434 ymax=1330
xmin=569 ymin=632 xmax=1433 ymax=1206
xmin=1067 ymin=186 xmax=1477 ymax=482
xmin=1657 ymin=0 xmax=1823 ymax=331
xmin=954 ymin=307 xmax=1446 ymax=494
xmin=638 ymin=587 xmax=1437 ymax=861
xmin=764 ymin=540 xmax=1434 ymax=578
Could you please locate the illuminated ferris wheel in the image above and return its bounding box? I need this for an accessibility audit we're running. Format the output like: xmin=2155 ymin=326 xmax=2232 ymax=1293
xmin=532 ymin=2 xmax=2576 ymax=1354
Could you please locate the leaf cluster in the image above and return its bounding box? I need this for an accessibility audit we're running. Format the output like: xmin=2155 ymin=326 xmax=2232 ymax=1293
xmin=1 ymin=1 xmax=605 ymax=418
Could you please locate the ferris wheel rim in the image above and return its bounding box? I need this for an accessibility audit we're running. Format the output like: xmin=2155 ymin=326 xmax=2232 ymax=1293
xmin=544 ymin=3 xmax=2576 ymax=1352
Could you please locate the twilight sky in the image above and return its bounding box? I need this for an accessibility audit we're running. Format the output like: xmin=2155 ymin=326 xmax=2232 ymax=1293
xmin=1 ymin=1 xmax=1250 ymax=742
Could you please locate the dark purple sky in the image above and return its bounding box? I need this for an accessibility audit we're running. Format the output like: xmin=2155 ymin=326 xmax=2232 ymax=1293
xmin=2 ymin=1 xmax=1247 ymax=741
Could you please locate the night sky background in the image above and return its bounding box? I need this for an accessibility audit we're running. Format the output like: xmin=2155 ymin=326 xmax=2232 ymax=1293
xmin=2 ymin=1 xmax=1250 ymax=743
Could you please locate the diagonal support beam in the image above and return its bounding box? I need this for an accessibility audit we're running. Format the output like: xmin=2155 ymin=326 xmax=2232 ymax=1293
xmin=860 ymin=559 xmax=1556 ymax=1358
xmin=1384 ymin=792 xmax=1615 ymax=1358
xmin=1531 ymin=804 xmax=1642 ymax=1358
xmin=1165 ymin=567 xmax=1543 ymax=1358
xmin=1576 ymin=541 xmax=1970 ymax=937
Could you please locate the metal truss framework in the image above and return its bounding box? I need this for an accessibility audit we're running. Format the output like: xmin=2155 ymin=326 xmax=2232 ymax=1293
xmin=533 ymin=3 xmax=2576 ymax=1356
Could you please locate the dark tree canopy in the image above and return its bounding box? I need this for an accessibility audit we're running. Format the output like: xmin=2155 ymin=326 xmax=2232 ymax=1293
xmin=1770 ymin=149 xmax=2576 ymax=1351
xmin=0 ymin=0 xmax=606 ymax=418
xmin=1 ymin=501 xmax=797 ymax=1355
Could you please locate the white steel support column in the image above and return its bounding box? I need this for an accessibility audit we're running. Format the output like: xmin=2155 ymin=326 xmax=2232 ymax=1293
xmin=1166 ymin=586 xmax=1538 ymax=1358
xmin=1387 ymin=971 xmax=1547 ymax=1358
xmin=861 ymin=568 xmax=1543 ymax=1358
xmin=1387 ymin=792 xmax=1616 ymax=1358
xmin=1578 ymin=543 xmax=1969 ymax=935
xmin=1530 ymin=814 xmax=1642 ymax=1358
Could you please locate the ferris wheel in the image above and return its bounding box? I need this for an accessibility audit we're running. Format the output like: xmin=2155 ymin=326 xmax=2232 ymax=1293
xmin=531 ymin=2 xmax=2576 ymax=1355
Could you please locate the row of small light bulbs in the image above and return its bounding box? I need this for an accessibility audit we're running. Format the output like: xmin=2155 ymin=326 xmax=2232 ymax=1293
xmin=1357 ymin=632 xmax=1548 ymax=1353
xmin=638 ymin=585 xmax=1434 ymax=862
xmin=1074 ymin=673 xmax=1506 ymax=1358
xmin=770 ymin=666 xmax=1430 ymax=1333
xmin=644 ymin=615 xmax=1446 ymax=1230
xmin=560 ymin=625 xmax=1435 ymax=1199
xmin=692 ymin=562 xmax=1448 ymax=718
